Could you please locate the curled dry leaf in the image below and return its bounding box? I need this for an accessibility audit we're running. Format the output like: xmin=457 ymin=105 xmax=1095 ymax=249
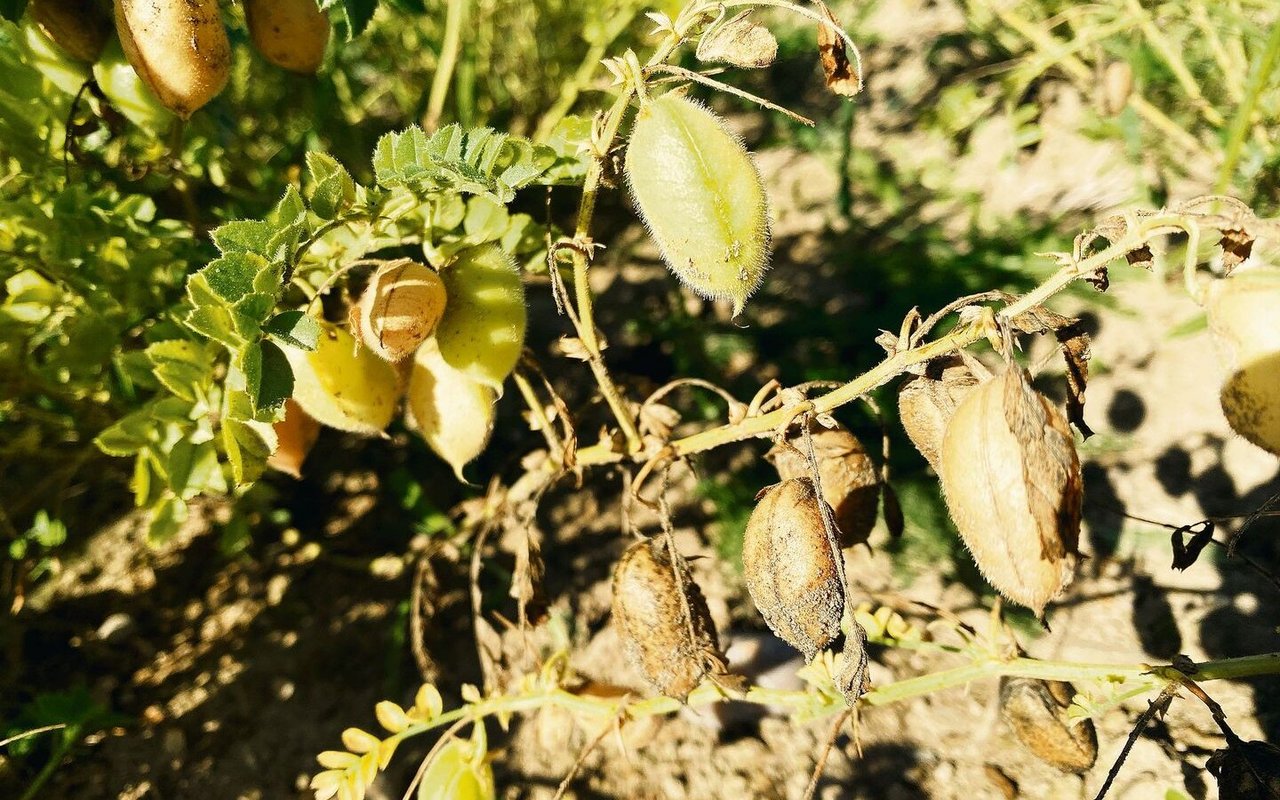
xmin=898 ymin=355 xmax=979 ymax=471
xmin=30 ymin=0 xmax=111 ymax=63
xmin=766 ymin=423 xmax=880 ymax=548
xmin=354 ymin=260 xmax=447 ymax=363
xmin=696 ymin=10 xmax=778 ymax=69
xmin=1206 ymin=265 xmax=1280 ymax=456
xmin=1000 ymin=677 xmax=1098 ymax=773
xmin=938 ymin=366 xmax=1082 ymax=617
xmin=267 ymin=399 xmax=321 ymax=478
xmin=612 ymin=537 xmax=728 ymax=701
xmin=405 ymin=339 xmax=497 ymax=482
xmin=815 ymin=0 xmax=862 ymax=97
xmin=743 ymin=478 xmax=845 ymax=661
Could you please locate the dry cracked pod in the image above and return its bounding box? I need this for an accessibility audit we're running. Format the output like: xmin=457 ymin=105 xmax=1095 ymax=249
xmin=939 ymin=366 xmax=1082 ymax=617
xmin=999 ymin=677 xmax=1097 ymax=773
xmin=352 ymin=260 xmax=447 ymax=363
xmin=898 ymin=355 xmax=979 ymax=471
xmin=766 ymin=423 xmax=880 ymax=548
xmin=612 ymin=538 xmax=728 ymax=701
xmin=743 ymin=478 xmax=845 ymax=661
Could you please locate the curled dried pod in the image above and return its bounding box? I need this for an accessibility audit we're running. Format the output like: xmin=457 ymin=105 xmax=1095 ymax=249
xmin=244 ymin=0 xmax=331 ymax=74
xmin=30 ymin=0 xmax=111 ymax=63
xmin=898 ymin=355 xmax=979 ymax=471
xmin=353 ymin=260 xmax=447 ymax=363
xmin=743 ymin=478 xmax=845 ymax=661
xmin=999 ymin=677 xmax=1097 ymax=773
xmin=612 ymin=538 xmax=727 ymax=701
xmin=1206 ymin=265 xmax=1280 ymax=456
xmin=766 ymin=423 xmax=880 ymax=548
xmin=114 ymin=0 xmax=231 ymax=118
xmin=938 ymin=366 xmax=1082 ymax=617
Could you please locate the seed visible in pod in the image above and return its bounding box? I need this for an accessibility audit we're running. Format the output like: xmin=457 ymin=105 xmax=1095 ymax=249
xmin=743 ymin=478 xmax=844 ymax=661
xmin=766 ymin=422 xmax=880 ymax=548
xmin=999 ymin=677 xmax=1097 ymax=773
xmin=114 ymin=0 xmax=231 ymax=118
xmin=625 ymin=91 xmax=770 ymax=316
xmin=612 ymin=538 xmax=727 ymax=701
xmin=31 ymin=0 xmax=111 ymax=63
xmin=898 ymin=355 xmax=979 ymax=471
xmin=1206 ymin=265 xmax=1280 ymax=456
xmin=352 ymin=260 xmax=447 ymax=363
xmin=938 ymin=366 xmax=1082 ymax=617
xmin=244 ymin=0 xmax=331 ymax=74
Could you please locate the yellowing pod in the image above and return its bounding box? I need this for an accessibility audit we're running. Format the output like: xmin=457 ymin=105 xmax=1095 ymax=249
xmin=1206 ymin=265 xmax=1280 ymax=455
xmin=406 ymin=339 xmax=496 ymax=482
xmin=625 ymin=91 xmax=770 ymax=316
xmin=283 ymin=324 xmax=401 ymax=435
xmin=114 ymin=0 xmax=231 ymax=118
xmin=244 ymin=0 xmax=331 ymax=74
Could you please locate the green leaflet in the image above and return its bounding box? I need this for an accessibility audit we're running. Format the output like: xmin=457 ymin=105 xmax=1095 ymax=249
xmin=624 ymin=92 xmax=771 ymax=316
xmin=373 ymin=124 xmax=556 ymax=204
xmin=434 ymin=243 xmax=526 ymax=394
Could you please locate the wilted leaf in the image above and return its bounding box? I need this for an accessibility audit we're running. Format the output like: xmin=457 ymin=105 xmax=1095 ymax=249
xmin=815 ymin=0 xmax=861 ymax=96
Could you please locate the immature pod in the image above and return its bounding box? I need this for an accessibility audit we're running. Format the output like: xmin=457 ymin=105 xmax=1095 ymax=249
xmin=266 ymin=399 xmax=320 ymax=478
xmin=898 ymin=356 xmax=979 ymax=471
xmin=353 ymin=260 xmax=447 ymax=363
xmin=1000 ymin=677 xmax=1097 ymax=773
xmin=283 ymin=324 xmax=401 ymax=436
xmin=1206 ymin=265 xmax=1280 ymax=456
xmin=767 ymin=423 xmax=880 ymax=548
xmin=612 ymin=537 xmax=727 ymax=701
xmin=114 ymin=0 xmax=231 ymax=118
xmin=30 ymin=0 xmax=111 ymax=63
xmin=625 ymin=92 xmax=770 ymax=316
xmin=938 ymin=366 xmax=1082 ymax=617
xmin=743 ymin=478 xmax=844 ymax=661
xmin=405 ymin=339 xmax=496 ymax=482
xmin=434 ymin=243 xmax=526 ymax=395
xmin=244 ymin=0 xmax=331 ymax=74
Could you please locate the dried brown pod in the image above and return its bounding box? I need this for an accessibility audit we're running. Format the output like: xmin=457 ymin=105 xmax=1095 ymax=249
xmin=1000 ymin=677 xmax=1097 ymax=773
xmin=611 ymin=538 xmax=727 ymax=701
xmin=938 ymin=366 xmax=1082 ymax=617
xmin=267 ymin=399 xmax=320 ymax=478
xmin=31 ymin=0 xmax=111 ymax=62
xmin=696 ymin=10 xmax=777 ymax=69
xmin=743 ymin=478 xmax=845 ymax=661
xmin=898 ymin=355 xmax=979 ymax=471
xmin=1207 ymin=737 xmax=1280 ymax=799
xmin=353 ymin=260 xmax=447 ymax=363
xmin=766 ymin=423 xmax=880 ymax=548
xmin=835 ymin=621 xmax=869 ymax=707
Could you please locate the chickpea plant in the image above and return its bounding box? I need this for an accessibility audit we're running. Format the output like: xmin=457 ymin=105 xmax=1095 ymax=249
xmin=10 ymin=0 xmax=1280 ymax=797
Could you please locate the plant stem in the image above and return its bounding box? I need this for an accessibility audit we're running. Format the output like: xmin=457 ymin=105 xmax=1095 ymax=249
xmin=1215 ymin=16 xmax=1280 ymax=193
xmin=422 ymin=0 xmax=468 ymax=131
xmin=17 ymin=723 xmax=81 ymax=800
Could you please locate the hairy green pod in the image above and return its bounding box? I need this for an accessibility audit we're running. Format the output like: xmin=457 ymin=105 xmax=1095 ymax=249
xmin=406 ymin=339 xmax=497 ymax=482
xmin=284 ymin=324 xmax=401 ymax=436
xmin=434 ymin=243 xmax=526 ymax=395
xmin=625 ymin=92 xmax=770 ymax=315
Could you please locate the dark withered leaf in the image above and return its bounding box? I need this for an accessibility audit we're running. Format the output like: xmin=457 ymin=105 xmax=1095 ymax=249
xmin=1208 ymin=738 xmax=1280 ymax=799
xmin=1220 ymin=229 xmax=1256 ymax=272
xmin=815 ymin=0 xmax=861 ymax=96
xmin=1170 ymin=520 xmax=1215 ymax=571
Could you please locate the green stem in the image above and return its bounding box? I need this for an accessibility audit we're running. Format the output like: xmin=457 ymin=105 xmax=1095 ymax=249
xmin=1215 ymin=17 xmax=1280 ymax=193
xmin=422 ymin=0 xmax=469 ymax=131
xmin=17 ymin=723 xmax=81 ymax=800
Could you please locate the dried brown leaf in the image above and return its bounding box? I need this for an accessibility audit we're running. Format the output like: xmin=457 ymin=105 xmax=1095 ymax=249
xmin=815 ymin=0 xmax=861 ymax=97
